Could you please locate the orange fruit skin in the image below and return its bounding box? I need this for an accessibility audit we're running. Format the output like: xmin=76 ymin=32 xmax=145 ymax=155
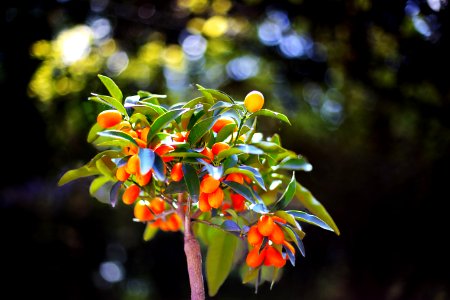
xmin=231 ymin=193 xmax=246 ymax=212
xmin=150 ymin=197 xmax=165 ymax=214
xmin=200 ymin=175 xmax=220 ymax=193
xmin=154 ymin=144 xmax=175 ymax=162
xmin=200 ymin=147 xmax=214 ymax=163
xmin=116 ymin=165 xmax=130 ymax=182
xmin=138 ymin=127 xmax=150 ymax=143
xmin=198 ymin=192 xmax=211 ymax=212
xmin=126 ymin=154 xmax=140 ymax=175
xmin=136 ymin=171 xmax=152 ymax=186
xmin=134 ymin=200 xmax=154 ymax=221
xmin=246 ymin=247 xmax=266 ymax=268
xmin=244 ymin=90 xmax=264 ymax=113
xmin=122 ymin=184 xmax=140 ymax=205
xmin=212 ymin=117 xmax=235 ymax=133
xmin=264 ymin=246 xmax=286 ymax=268
xmin=166 ymin=214 xmax=182 ymax=231
xmin=247 ymin=225 xmax=263 ymax=246
xmin=269 ymin=223 xmax=285 ymax=244
xmin=171 ymin=162 xmax=184 ymax=182
xmin=257 ymin=215 xmax=275 ymax=236
xmin=173 ymin=131 xmax=189 ymax=142
xmin=211 ymin=142 xmax=230 ymax=155
xmin=134 ymin=138 xmax=147 ymax=149
xmin=97 ymin=110 xmax=122 ymax=128
xmin=226 ymin=173 xmax=244 ymax=184
xmin=208 ymin=187 xmax=224 ymax=208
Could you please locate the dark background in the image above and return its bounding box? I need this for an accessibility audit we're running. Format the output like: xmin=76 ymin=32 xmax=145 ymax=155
xmin=1 ymin=0 xmax=449 ymax=299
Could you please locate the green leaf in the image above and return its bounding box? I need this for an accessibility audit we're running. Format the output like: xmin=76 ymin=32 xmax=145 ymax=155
xmin=270 ymin=267 xmax=280 ymax=290
xmin=286 ymin=210 xmax=334 ymax=232
xmin=97 ymin=130 xmax=138 ymax=146
xmin=235 ymin=144 xmax=264 ymax=155
xmin=209 ymin=101 xmax=234 ymax=111
xmin=58 ymin=165 xmax=99 ymax=186
xmin=89 ymin=178 xmax=115 ymax=204
xmin=215 ymin=147 xmax=244 ymax=160
xmin=164 ymin=151 xmax=209 ymax=159
xmin=187 ymin=115 xmax=220 ymax=145
xmin=87 ymin=150 xmax=123 ymax=167
xmin=95 ymin=157 xmax=115 ymax=179
xmin=252 ymin=141 xmax=285 ymax=153
xmin=143 ymin=223 xmax=159 ymax=241
xmin=197 ymin=86 xmax=235 ymax=103
xmin=224 ymin=166 xmax=266 ymax=190
xmin=98 ymin=74 xmax=123 ymax=102
xmin=152 ymin=154 xmax=166 ymax=181
xmin=182 ymin=164 xmax=200 ymax=202
xmin=138 ymin=148 xmax=155 ymax=175
xmin=295 ymin=182 xmax=340 ymax=235
xmin=91 ymin=93 xmax=128 ymax=116
xmin=221 ymin=220 xmax=241 ymax=232
xmin=277 ymin=156 xmax=313 ymax=172
xmin=216 ymin=123 xmax=237 ymax=143
xmin=274 ymin=210 xmax=302 ymax=232
xmin=223 ymin=181 xmax=258 ymax=204
xmin=147 ymin=108 xmax=189 ymax=142
xmin=206 ymin=229 xmax=238 ymax=297
xmin=129 ymin=112 xmax=151 ymax=128
xmin=128 ymin=100 xmax=167 ymax=116
xmin=89 ymin=176 xmax=110 ymax=196
xmin=242 ymin=267 xmax=260 ymax=284
xmin=272 ymin=173 xmax=297 ymax=210
xmin=250 ymin=109 xmax=291 ymax=125
xmin=282 ymin=225 xmax=305 ymax=257
xmin=87 ymin=123 xmax=103 ymax=143
xmin=110 ymin=181 xmax=122 ymax=207
xmin=222 ymin=154 xmax=238 ymax=170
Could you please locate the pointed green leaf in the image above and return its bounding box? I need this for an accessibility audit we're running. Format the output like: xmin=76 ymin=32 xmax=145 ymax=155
xmin=143 ymin=223 xmax=159 ymax=241
xmin=270 ymin=267 xmax=280 ymax=290
xmin=98 ymin=74 xmax=123 ymax=102
xmin=58 ymin=165 xmax=99 ymax=186
xmin=221 ymin=220 xmax=241 ymax=232
xmin=222 ymin=154 xmax=238 ymax=170
xmin=242 ymin=267 xmax=260 ymax=284
xmin=87 ymin=150 xmax=123 ymax=167
xmin=206 ymin=229 xmax=238 ymax=296
xmin=89 ymin=176 xmax=110 ymax=196
xmin=223 ymin=181 xmax=258 ymax=204
xmin=209 ymin=101 xmax=234 ymax=111
xmin=91 ymin=93 xmax=128 ymax=116
xmin=87 ymin=123 xmax=103 ymax=143
xmin=138 ymin=148 xmax=155 ymax=175
xmin=182 ymin=164 xmax=200 ymax=202
xmin=164 ymin=151 xmax=209 ymax=159
xmin=147 ymin=108 xmax=189 ymax=142
xmin=197 ymin=86 xmax=235 ymax=103
xmin=97 ymin=130 xmax=138 ymax=146
xmin=277 ymin=156 xmax=313 ymax=172
xmin=110 ymin=181 xmax=122 ymax=207
xmin=235 ymin=144 xmax=264 ymax=155
xmin=274 ymin=210 xmax=302 ymax=231
xmin=90 ymin=178 xmax=115 ymax=204
xmin=224 ymin=165 xmax=266 ymax=190
xmin=287 ymin=210 xmax=334 ymax=232
xmin=216 ymin=123 xmax=237 ymax=143
xmin=187 ymin=115 xmax=220 ymax=146
xmin=252 ymin=141 xmax=285 ymax=153
xmin=215 ymin=147 xmax=244 ymax=160
xmin=295 ymin=182 xmax=340 ymax=235
xmin=272 ymin=172 xmax=297 ymax=210
xmin=250 ymin=109 xmax=291 ymax=125
xmin=282 ymin=224 xmax=305 ymax=257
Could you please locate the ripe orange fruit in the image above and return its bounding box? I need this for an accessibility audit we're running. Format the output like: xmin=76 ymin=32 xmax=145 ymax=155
xmin=208 ymin=187 xmax=224 ymax=208
xmin=231 ymin=193 xmax=245 ymax=212
xmin=198 ymin=192 xmax=211 ymax=212
xmin=122 ymin=184 xmax=140 ymax=205
xmin=212 ymin=117 xmax=235 ymax=133
xmin=150 ymin=197 xmax=165 ymax=214
xmin=200 ymin=147 xmax=214 ymax=163
xmin=226 ymin=173 xmax=244 ymax=184
xmin=116 ymin=165 xmax=130 ymax=182
xmin=138 ymin=127 xmax=150 ymax=143
xmin=269 ymin=223 xmax=285 ymax=244
xmin=173 ymin=131 xmax=189 ymax=142
xmin=134 ymin=200 xmax=154 ymax=221
xmin=264 ymin=246 xmax=286 ymax=268
xmin=171 ymin=162 xmax=184 ymax=182
xmin=97 ymin=110 xmax=122 ymax=128
xmin=166 ymin=213 xmax=182 ymax=231
xmin=246 ymin=247 xmax=266 ymax=268
xmin=247 ymin=225 xmax=263 ymax=246
xmin=211 ymin=142 xmax=230 ymax=155
xmin=154 ymin=144 xmax=175 ymax=162
xmin=244 ymin=90 xmax=264 ymax=113
xmin=257 ymin=215 xmax=275 ymax=236
xmin=126 ymin=154 xmax=140 ymax=175
xmin=136 ymin=170 xmax=152 ymax=186
xmin=200 ymin=175 xmax=220 ymax=193
xmin=134 ymin=138 xmax=147 ymax=149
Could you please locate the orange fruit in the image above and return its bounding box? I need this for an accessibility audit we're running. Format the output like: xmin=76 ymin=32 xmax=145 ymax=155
xmin=264 ymin=246 xmax=286 ymax=268
xmin=257 ymin=215 xmax=275 ymax=236
xmin=134 ymin=200 xmax=154 ymax=221
xmin=171 ymin=162 xmax=184 ymax=182
xmin=173 ymin=131 xmax=189 ymax=142
xmin=231 ymin=193 xmax=246 ymax=212
xmin=246 ymin=247 xmax=266 ymax=268
xmin=247 ymin=225 xmax=263 ymax=246
xmin=244 ymin=90 xmax=264 ymax=113
xmin=166 ymin=213 xmax=182 ymax=231
xmin=126 ymin=154 xmax=140 ymax=175
xmin=134 ymin=138 xmax=147 ymax=149
xmin=116 ymin=165 xmax=130 ymax=182
xmin=269 ymin=223 xmax=285 ymax=244
xmin=97 ymin=110 xmax=122 ymax=128
xmin=154 ymin=144 xmax=175 ymax=162
xmin=226 ymin=173 xmax=244 ymax=184
xmin=122 ymin=184 xmax=140 ymax=205
xmin=200 ymin=147 xmax=214 ymax=163
xmin=208 ymin=187 xmax=224 ymax=208
xmin=136 ymin=170 xmax=152 ymax=186
xmin=138 ymin=127 xmax=150 ymax=143
xmin=212 ymin=117 xmax=235 ymax=133
xmin=150 ymin=197 xmax=165 ymax=214
xmin=198 ymin=192 xmax=211 ymax=212
xmin=200 ymin=175 xmax=220 ymax=193
xmin=211 ymin=142 xmax=230 ymax=155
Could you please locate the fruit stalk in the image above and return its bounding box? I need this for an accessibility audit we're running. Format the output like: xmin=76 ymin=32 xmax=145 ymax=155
xmin=180 ymin=194 xmax=205 ymax=300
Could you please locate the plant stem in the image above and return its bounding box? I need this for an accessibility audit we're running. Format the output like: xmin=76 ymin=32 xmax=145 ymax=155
xmin=180 ymin=194 xmax=205 ymax=300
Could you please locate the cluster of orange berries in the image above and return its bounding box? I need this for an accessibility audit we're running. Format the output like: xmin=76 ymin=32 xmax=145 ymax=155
xmin=246 ymin=215 xmax=295 ymax=268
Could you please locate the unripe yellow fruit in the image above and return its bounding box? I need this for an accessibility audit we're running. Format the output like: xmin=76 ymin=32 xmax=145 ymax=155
xmin=244 ymin=90 xmax=264 ymax=113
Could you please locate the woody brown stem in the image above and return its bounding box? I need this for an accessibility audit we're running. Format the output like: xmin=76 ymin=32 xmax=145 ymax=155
xmin=180 ymin=194 xmax=205 ymax=300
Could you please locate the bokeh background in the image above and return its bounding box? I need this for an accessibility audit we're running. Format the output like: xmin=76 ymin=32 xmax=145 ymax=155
xmin=1 ymin=0 xmax=450 ymax=299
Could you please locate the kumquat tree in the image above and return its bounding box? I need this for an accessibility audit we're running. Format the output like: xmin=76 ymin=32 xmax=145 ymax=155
xmin=58 ymin=75 xmax=339 ymax=299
